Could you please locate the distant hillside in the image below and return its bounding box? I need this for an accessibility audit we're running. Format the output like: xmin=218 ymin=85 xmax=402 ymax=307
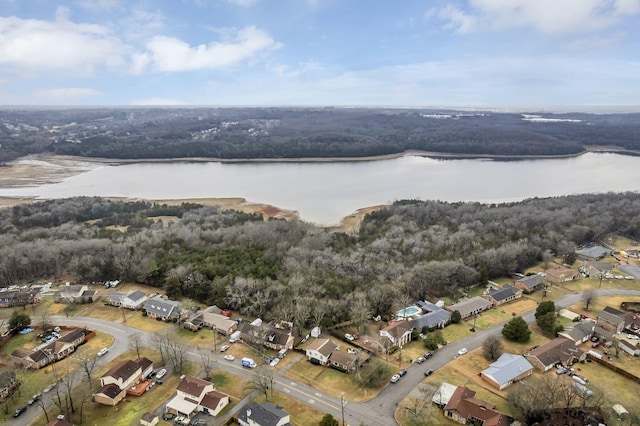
xmin=2 ymin=107 xmax=640 ymax=163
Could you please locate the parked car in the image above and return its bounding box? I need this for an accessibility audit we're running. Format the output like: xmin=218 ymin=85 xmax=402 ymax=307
xmin=604 ymin=341 xmax=613 ymax=348
xmin=424 ymin=352 xmax=433 ymax=359
xmin=13 ymin=406 xmax=27 ymax=417
xmin=424 ymin=369 xmax=434 ymax=377
xmin=270 ymin=358 xmax=280 ymax=367
xmin=43 ymin=382 xmax=57 ymax=393
xmin=224 ymin=355 xmax=235 ymax=361
xmin=390 ymin=374 xmax=401 ymax=383
xmin=156 ymin=368 xmax=167 ymax=379
xmin=591 ymin=336 xmax=599 ymax=342
xmin=344 ymin=333 xmax=355 ymax=341
xmin=219 ymin=345 xmax=230 ymax=352
xmin=97 ymin=347 xmax=109 ymax=357
xmin=457 ymin=348 xmax=468 ymax=356
xmin=27 ymin=393 xmax=42 ymax=405
xmin=416 ymin=356 xmax=426 ymax=364
xmin=556 ymin=367 xmax=569 ymax=375
xmin=146 ymin=370 xmax=157 ymax=380
xmin=627 ymin=334 xmax=639 ymax=340
xmin=398 ymin=369 xmax=407 ymax=377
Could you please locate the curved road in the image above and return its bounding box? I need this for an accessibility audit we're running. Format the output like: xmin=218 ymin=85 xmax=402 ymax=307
xmin=16 ymin=289 xmax=640 ymax=426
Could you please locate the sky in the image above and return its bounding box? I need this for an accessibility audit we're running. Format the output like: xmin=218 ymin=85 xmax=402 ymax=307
xmin=1 ymin=0 xmax=639 ymax=107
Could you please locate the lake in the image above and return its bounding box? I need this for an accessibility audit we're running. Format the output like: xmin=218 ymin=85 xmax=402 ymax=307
xmin=1 ymin=152 xmax=640 ymax=225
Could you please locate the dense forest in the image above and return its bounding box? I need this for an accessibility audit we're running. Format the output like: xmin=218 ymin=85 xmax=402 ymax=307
xmin=2 ymin=108 xmax=640 ymax=163
xmin=1 ymin=193 xmax=639 ymax=329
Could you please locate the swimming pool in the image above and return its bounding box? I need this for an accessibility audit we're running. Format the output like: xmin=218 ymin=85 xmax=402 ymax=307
xmin=397 ymin=305 xmax=422 ymax=318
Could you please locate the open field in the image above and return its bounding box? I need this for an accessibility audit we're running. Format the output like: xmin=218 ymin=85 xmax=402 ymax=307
xmin=568 ymin=295 xmax=640 ymax=317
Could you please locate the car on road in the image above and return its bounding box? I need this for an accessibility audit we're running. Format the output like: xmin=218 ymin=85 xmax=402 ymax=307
xmin=457 ymin=348 xmax=468 ymax=356
xmin=270 ymin=358 xmax=280 ymax=367
xmin=224 ymin=354 xmax=235 ymax=361
xmin=156 ymin=368 xmax=167 ymax=380
xmin=97 ymin=347 xmax=109 ymax=357
xmin=398 ymin=369 xmax=407 ymax=377
xmin=424 ymin=352 xmax=433 ymax=359
xmin=416 ymin=356 xmax=426 ymax=364
xmin=27 ymin=393 xmax=42 ymax=405
xmin=390 ymin=374 xmax=401 ymax=383
xmin=424 ymin=369 xmax=434 ymax=377
xmin=344 ymin=333 xmax=355 ymax=341
xmin=13 ymin=406 xmax=27 ymax=417
xmin=43 ymin=382 xmax=57 ymax=393
xmin=219 ymin=345 xmax=230 ymax=352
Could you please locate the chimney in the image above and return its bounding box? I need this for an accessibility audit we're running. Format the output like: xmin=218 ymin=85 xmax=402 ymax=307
xmin=247 ymin=409 xmax=251 ymax=417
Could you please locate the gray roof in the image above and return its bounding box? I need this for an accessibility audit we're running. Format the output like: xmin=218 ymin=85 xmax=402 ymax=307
xmin=143 ymin=296 xmax=180 ymax=318
xmin=516 ymin=274 xmax=544 ymax=290
xmin=107 ymin=291 xmax=127 ymax=303
xmin=598 ymin=310 xmax=625 ymax=325
xmin=576 ymin=246 xmax=612 ymax=260
xmin=485 ymin=285 xmax=520 ymax=302
xmin=127 ymin=290 xmax=147 ymax=302
xmin=237 ymin=401 xmax=291 ymax=426
xmin=448 ymin=297 xmax=492 ymax=317
xmin=410 ymin=309 xmax=451 ymax=329
xmin=481 ymin=353 xmax=533 ymax=388
xmin=559 ymin=322 xmax=594 ymax=342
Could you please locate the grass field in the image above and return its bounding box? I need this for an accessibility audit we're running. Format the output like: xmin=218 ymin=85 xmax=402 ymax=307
xmin=254 ymin=392 xmax=328 ymax=426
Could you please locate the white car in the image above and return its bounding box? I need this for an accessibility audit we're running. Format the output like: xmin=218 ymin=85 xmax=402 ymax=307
xmin=344 ymin=333 xmax=355 ymax=341
xmin=390 ymin=374 xmax=401 ymax=383
xmin=156 ymin=368 xmax=167 ymax=379
xmin=457 ymin=348 xmax=468 ymax=356
xmin=97 ymin=348 xmax=109 ymax=357
xmin=270 ymin=357 xmax=280 ymax=367
xmin=219 ymin=345 xmax=230 ymax=352
xmin=224 ymin=354 xmax=235 ymax=361
xmin=627 ymin=334 xmax=639 ymax=340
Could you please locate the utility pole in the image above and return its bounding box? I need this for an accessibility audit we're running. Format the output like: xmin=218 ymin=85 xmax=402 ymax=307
xmin=341 ymin=392 xmax=346 ymax=426
xmin=213 ymin=325 xmax=217 ymax=352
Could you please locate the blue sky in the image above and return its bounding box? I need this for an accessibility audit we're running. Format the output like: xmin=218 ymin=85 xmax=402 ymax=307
xmin=1 ymin=0 xmax=639 ymax=107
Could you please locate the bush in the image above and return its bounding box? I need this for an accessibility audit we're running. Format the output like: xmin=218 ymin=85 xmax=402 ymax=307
xmin=310 ymin=358 xmax=321 ymax=365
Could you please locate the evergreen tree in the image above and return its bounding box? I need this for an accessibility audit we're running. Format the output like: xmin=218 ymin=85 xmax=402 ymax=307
xmin=502 ymin=316 xmax=531 ymax=343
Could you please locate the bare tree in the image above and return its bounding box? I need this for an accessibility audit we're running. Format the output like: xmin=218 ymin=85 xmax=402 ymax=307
xmin=349 ymin=292 xmax=371 ymax=334
xmin=166 ymin=338 xmax=188 ymax=375
xmin=482 ymin=335 xmax=504 ymax=361
xmin=76 ymin=355 xmax=98 ymax=391
xmin=197 ymin=346 xmax=216 ymax=380
xmin=582 ymin=289 xmax=596 ymax=311
xmin=245 ymin=366 xmax=274 ymax=401
xmin=38 ymin=312 xmax=53 ymax=332
xmin=129 ymin=333 xmax=143 ymax=359
xmin=402 ymin=387 xmax=429 ymax=420
xmin=151 ymin=333 xmax=170 ymax=366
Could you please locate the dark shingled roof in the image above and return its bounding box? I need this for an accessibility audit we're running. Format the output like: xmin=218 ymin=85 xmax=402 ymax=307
xmin=96 ymin=383 xmax=123 ymax=399
xmin=237 ymin=401 xmax=291 ymax=426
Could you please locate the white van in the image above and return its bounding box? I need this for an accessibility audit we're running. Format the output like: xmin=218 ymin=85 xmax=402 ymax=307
xmin=241 ymin=358 xmax=257 ymax=368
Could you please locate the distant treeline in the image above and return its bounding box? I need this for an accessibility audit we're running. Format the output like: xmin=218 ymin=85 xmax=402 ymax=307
xmin=1 ymin=193 xmax=639 ymax=327
xmin=1 ymin=107 xmax=640 ymax=163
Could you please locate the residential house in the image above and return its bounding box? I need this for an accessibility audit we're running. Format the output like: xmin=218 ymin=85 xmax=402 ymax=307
xmin=545 ymin=267 xmax=580 ymax=284
xmin=597 ymin=306 xmax=627 ymax=334
xmin=240 ymin=323 xmax=295 ymax=351
xmin=328 ymin=349 xmax=359 ymax=373
xmin=201 ymin=306 xmax=237 ymax=335
xmin=53 ymin=284 xmax=96 ymax=304
xmin=558 ymin=321 xmax=595 ymax=345
xmin=482 ymin=285 xmax=522 ymax=307
xmin=143 ymin=296 xmax=182 ymax=321
xmin=184 ymin=314 xmax=205 ymax=331
xmin=526 ymin=338 xmax=585 ymax=371
xmin=576 ymin=246 xmax=612 ymax=261
xmin=443 ymin=386 xmax=510 ymax=425
xmin=480 ymin=353 xmax=534 ymax=390
xmin=305 ymin=338 xmax=338 ymax=365
xmin=11 ymin=328 xmax=86 ymax=369
xmin=514 ymin=274 xmax=544 ymax=294
xmin=166 ymin=376 xmax=230 ymax=418
xmin=411 ymin=301 xmax=451 ymax=330
xmin=237 ymin=401 xmax=291 ymax=426
xmin=0 ymin=288 xmax=41 ymax=308
xmin=579 ymin=261 xmax=613 ymax=278
xmin=447 ymin=297 xmax=492 ymax=319
xmin=619 ymin=340 xmax=640 ymax=357
xmin=0 ymin=370 xmax=18 ymax=401
xmin=95 ymin=358 xmax=153 ymax=405
xmin=380 ymin=321 xmax=412 ymax=347
xmin=106 ymin=290 xmax=148 ymax=310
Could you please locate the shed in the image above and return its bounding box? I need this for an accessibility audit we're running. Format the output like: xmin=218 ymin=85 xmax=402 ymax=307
xmin=140 ymin=412 xmax=159 ymax=426
xmin=613 ymin=404 xmax=629 ymax=418
xmin=310 ymin=326 xmax=321 ymax=338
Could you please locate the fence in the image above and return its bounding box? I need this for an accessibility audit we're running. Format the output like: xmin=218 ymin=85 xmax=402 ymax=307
xmin=586 ymin=352 xmax=640 ymax=383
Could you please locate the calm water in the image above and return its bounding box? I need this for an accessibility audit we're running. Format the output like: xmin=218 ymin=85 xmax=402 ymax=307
xmin=2 ymin=153 xmax=640 ymax=225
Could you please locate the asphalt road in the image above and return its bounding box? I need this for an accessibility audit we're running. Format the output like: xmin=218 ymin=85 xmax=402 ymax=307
xmin=16 ymin=288 xmax=640 ymax=426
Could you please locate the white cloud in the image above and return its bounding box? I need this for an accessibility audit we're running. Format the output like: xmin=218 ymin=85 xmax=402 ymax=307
xmin=0 ymin=15 xmax=129 ymax=75
xmin=143 ymin=26 xmax=281 ymax=72
xmin=430 ymin=0 xmax=640 ymax=35
xmin=131 ymin=97 xmax=189 ymax=105
xmin=225 ymin=0 xmax=258 ymax=6
xmin=32 ymin=87 xmax=103 ymax=103
xmin=75 ymin=0 xmax=122 ymax=11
